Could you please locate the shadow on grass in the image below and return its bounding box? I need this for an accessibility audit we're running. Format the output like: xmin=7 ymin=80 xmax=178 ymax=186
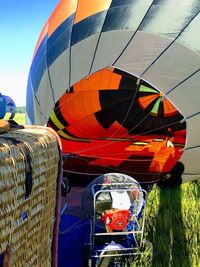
xmin=150 ymin=162 xmax=190 ymax=267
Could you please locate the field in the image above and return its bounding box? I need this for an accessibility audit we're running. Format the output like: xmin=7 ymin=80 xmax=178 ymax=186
xmin=4 ymin=112 xmax=26 ymax=125
xmin=4 ymin=113 xmax=200 ymax=266
xmin=132 ymin=180 xmax=199 ymax=267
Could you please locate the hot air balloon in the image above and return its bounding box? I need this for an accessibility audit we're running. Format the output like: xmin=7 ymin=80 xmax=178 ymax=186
xmin=26 ymin=0 xmax=200 ymax=184
xmin=3 ymin=95 xmax=16 ymax=119
xmin=0 ymin=94 xmax=16 ymax=120
xmin=0 ymin=93 xmax=6 ymax=119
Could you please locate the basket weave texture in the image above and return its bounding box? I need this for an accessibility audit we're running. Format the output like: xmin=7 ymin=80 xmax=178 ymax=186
xmin=0 ymin=127 xmax=60 ymax=266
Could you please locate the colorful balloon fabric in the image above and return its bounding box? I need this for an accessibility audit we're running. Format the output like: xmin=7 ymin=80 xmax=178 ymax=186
xmin=26 ymin=0 xmax=200 ymax=183
xmin=0 ymin=94 xmax=16 ymax=119
xmin=4 ymin=95 xmax=16 ymax=119
xmin=0 ymin=93 xmax=6 ymax=119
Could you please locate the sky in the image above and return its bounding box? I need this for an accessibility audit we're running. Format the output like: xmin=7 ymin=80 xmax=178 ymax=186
xmin=0 ymin=0 xmax=59 ymax=107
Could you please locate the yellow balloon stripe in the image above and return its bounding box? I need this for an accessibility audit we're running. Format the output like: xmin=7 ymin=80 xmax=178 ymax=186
xmin=50 ymin=110 xmax=65 ymax=129
xmin=57 ymin=130 xmax=90 ymax=142
xmin=50 ymin=110 xmax=90 ymax=141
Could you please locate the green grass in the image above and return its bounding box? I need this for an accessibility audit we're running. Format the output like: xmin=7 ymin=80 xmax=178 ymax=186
xmin=4 ymin=112 xmax=26 ymax=125
xmin=131 ymin=180 xmax=200 ymax=267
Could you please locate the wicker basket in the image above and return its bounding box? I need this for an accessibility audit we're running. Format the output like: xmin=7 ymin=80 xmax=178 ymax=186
xmin=0 ymin=126 xmax=62 ymax=267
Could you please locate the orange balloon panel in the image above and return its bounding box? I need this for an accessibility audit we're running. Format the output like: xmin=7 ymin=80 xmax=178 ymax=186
xmin=48 ymin=0 xmax=77 ymax=36
xmin=74 ymin=0 xmax=111 ymax=24
xmin=163 ymin=98 xmax=178 ymax=117
xmin=138 ymin=94 xmax=159 ymax=110
xmin=48 ymin=68 xmax=186 ymax=181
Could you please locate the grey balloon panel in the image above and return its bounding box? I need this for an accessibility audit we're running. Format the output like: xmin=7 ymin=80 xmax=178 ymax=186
xmin=26 ymin=75 xmax=35 ymax=124
xmin=35 ymin=71 xmax=55 ymax=124
xmin=180 ymin=147 xmax=200 ymax=178
xmin=70 ymin=35 xmax=100 ymax=87
xmin=114 ymin=31 xmax=171 ymax=78
xmin=33 ymin=96 xmax=45 ymax=125
xmin=90 ymin=0 xmax=155 ymax=74
xmin=26 ymin=73 xmax=46 ymax=125
xmin=182 ymin=174 xmax=199 ymax=183
xmin=167 ymin=71 xmax=200 ymax=118
xmin=185 ymin=114 xmax=200 ymax=148
xmin=140 ymin=0 xmax=200 ymax=39
xmin=27 ymin=93 xmax=44 ymax=125
xmin=49 ymin=49 xmax=70 ymax=103
xmin=178 ymin=13 xmax=200 ymax=55
xmin=142 ymin=41 xmax=200 ymax=94
xmin=91 ymin=31 xmax=133 ymax=74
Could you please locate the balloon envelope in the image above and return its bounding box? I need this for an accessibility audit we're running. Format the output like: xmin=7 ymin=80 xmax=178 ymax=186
xmin=27 ymin=0 xmax=200 ymax=183
xmin=4 ymin=95 xmax=16 ymax=119
xmin=0 ymin=93 xmax=6 ymax=119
